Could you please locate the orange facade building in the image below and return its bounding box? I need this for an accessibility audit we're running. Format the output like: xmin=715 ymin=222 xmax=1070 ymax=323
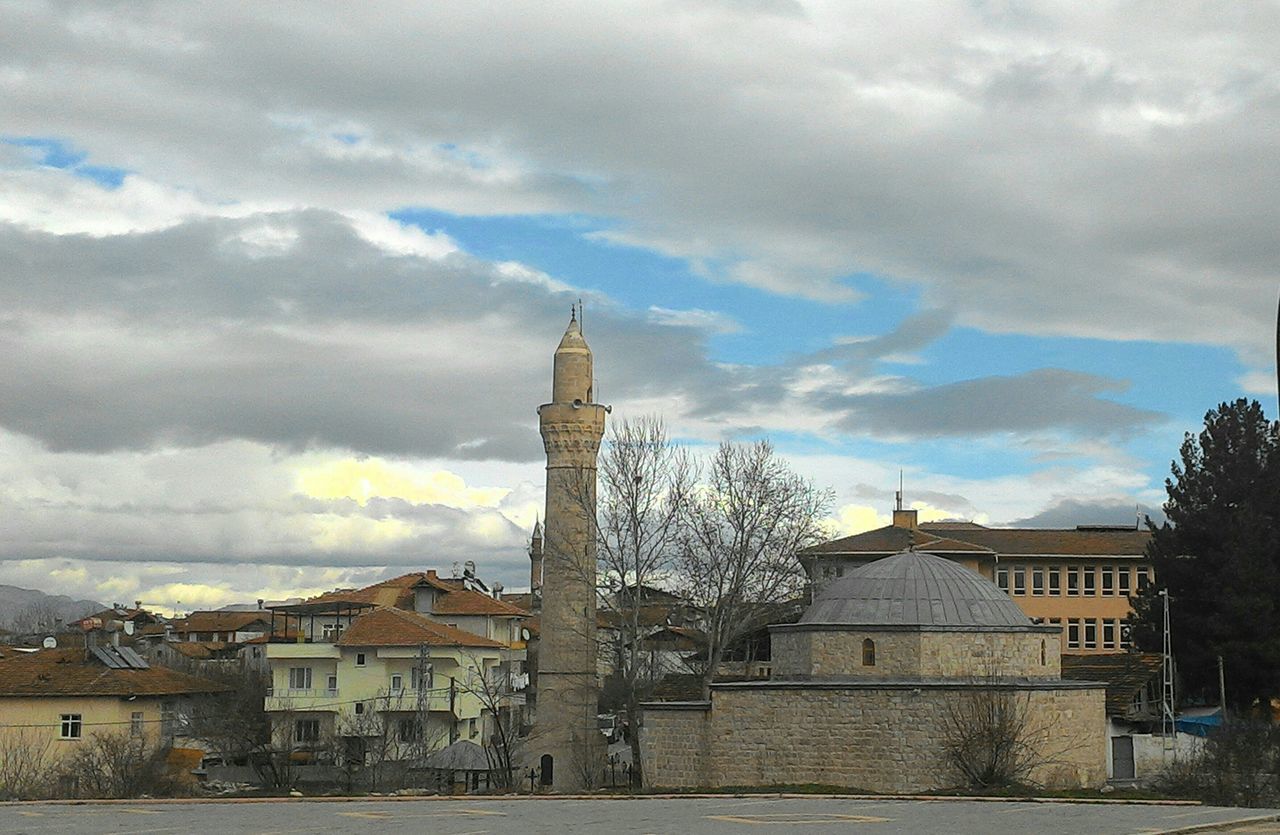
xmin=800 ymin=508 xmax=1153 ymax=655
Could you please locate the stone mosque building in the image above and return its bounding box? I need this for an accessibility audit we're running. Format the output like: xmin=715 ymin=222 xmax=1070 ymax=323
xmin=641 ymin=550 xmax=1108 ymax=792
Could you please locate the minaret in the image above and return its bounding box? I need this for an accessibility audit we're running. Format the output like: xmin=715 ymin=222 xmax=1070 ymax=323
xmin=529 ymin=519 xmax=544 ymax=607
xmin=534 ymin=306 xmax=608 ymax=790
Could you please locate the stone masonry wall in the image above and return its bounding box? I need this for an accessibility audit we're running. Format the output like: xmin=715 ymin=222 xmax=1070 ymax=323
xmin=918 ymin=630 xmax=1059 ymax=678
xmin=692 ymin=684 xmax=1105 ymax=793
xmin=640 ymin=704 xmax=710 ymax=789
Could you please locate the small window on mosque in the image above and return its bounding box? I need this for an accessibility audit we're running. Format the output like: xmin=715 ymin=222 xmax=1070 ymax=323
xmin=1040 ymin=640 xmax=1046 ymax=666
xmin=861 ymin=638 xmax=876 ymax=667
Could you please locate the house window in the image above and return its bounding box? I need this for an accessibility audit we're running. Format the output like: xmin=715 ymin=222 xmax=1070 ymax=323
xmin=131 ymin=711 xmax=144 ymax=736
xmin=354 ymin=702 xmax=365 ymax=715
xmin=1013 ymin=567 xmax=1026 ymax=596
xmin=322 ymin=623 xmax=343 ymax=641
xmin=1084 ymin=619 xmax=1098 ymax=650
xmin=398 ymin=718 xmax=420 ymax=742
xmin=1138 ymin=569 xmax=1152 ymax=593
xmin=390 ymin=674 xmax=403 ymax=692
xmin=60 ymin=714 xmax=82 ymax=740
xmin=1067 ymin=620 xmax=1081 ymax=650
xmin=1118 ymin=568 xmax=1131 ymax=597
xmin=295 ymin=719 xmax=320 ymax=743
xmin=1032 ymin=568 xmax=1045 ymax=596
xmin=861 ymin=638 xmax=876 ymax=667
xmin=1101 ymin=567 xmax=1115 ymax=596
xmin=326 ymin=674 xmax=338 ymax=694
xmin=1067 ymin=567 xmax=1080 ymax=596
xmin=469 ymin=718 xmax=478 ymax=739
xmin=1102 ymin=620 xmax=1117 ymax=650
xmin=1119 ymin=620 xmax=1132 ymax=649
xmin=996 ymin=569 xmax=1009 ymax=593
xmin=411 ymin=665 xmax=432 ymax=691
xmin=1082 ymin=566 xmax=1096 ymax=596
xmin=288 ymin=667 xmax=312 ymax=691
xmin=1048 ymin=568 xmax=1061 ymax=596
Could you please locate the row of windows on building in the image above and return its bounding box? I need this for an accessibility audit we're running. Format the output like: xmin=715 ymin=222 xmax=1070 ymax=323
xmin=285 ymin=664 xmax=434 ymax=694
xmin=292 ymin=716 xmax=479 ymax=744
xmin=996 ymin=564 xmax=1154 ymax=598
xmin=58 ymin=707 xmax=176 ymax=740
xmin=1044 ymin=617 xmax=1130 ymax=651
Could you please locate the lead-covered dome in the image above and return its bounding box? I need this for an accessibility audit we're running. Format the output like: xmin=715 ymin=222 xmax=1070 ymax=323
xmin=802 ymin=550 xmax=1030 ymax=628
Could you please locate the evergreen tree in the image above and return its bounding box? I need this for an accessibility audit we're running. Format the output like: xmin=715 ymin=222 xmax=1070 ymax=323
xmin=1131 ymin=399 xmax=1280 ymax=710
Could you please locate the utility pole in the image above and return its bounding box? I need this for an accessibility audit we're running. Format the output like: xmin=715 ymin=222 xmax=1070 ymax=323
xmin=415 ymin=642 xmax=430 ymax=759
xmin=1160 ymin=589 xmax=1177 ymax=760
xmin=1218 ymin=655 xmax=1227 ymax=723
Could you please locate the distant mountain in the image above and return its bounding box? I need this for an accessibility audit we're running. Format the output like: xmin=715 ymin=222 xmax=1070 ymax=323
xmin=0 ymin=585 xmax=104 ymax=633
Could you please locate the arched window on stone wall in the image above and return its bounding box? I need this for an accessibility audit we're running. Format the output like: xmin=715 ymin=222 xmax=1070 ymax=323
xmin=862 ymin=638 xmax=876 ymax=667
xmin=1040 ymin=639 xmax=1046 ymax=666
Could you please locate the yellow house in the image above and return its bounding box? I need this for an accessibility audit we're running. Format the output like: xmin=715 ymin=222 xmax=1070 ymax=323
xmin=265 ymin=606 xmax=512 ymax=761
xmin=801 ymin=508 xmax=1154 ymax=655
xmin=0 ymin=645 xmax=227 ymax=769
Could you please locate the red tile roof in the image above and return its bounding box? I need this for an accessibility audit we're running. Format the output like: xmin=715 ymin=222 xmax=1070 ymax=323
xmin=169 ymin=611 xmax=272 ymax=633
xmin=278 ymin=571 xmax=530 ymax=619
xmin=336 ymin=607 xmax=504 ymax=649
xmin=0 ymin=648 xmax=229 ymax=697
xmin=804 ymin=522 xmax=1151 ymax=557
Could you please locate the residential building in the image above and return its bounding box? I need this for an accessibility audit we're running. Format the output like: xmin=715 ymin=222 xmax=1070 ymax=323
xmin=260 ymin=569 xmax=529 ymax=765
xmin=799 ymin=507 xmax=1153 ymax=655
xmin=0 ymin=644 xmax=227 ymax=767
xmin=264 ymin=606 xmax=510 ymax=763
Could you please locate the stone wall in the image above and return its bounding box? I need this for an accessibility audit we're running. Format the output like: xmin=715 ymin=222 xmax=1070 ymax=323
xmin=642 ymin=682 xmax=1106 ymax=793
xmin=771 ymin=626 xmax=1059 ymax=680
xmin=640 ymin=703 xmax=710 ymax=789
xmin=918 ymin=630 xmax=1059 ymax=678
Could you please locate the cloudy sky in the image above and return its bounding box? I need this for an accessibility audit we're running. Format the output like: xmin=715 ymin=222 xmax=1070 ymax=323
xmin=1 ymin=1 xmax=1276 ymax=613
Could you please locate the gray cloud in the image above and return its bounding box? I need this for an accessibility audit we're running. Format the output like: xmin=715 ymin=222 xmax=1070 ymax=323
xmin=826 ymin=369 xmax=1160 ymax=439
xmin=1011 ymin=498 xmax=1166 ymax=529
xmin=0 ymin=1 xmax=1274 ymax=374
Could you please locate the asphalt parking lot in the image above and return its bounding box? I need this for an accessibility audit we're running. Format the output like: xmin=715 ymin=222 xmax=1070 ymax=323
xmin=1 ymin=795 xmax=1277 ymax=835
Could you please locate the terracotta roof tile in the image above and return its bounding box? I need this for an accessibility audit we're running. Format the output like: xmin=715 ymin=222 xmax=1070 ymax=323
xmin=431 ymin=589 xmax=529 ymax=617
xmin=0 ymin=648 xmax=229 ymax=697
xmin=804 ymin=523 xmax=1150 ymax=557
xmin=336 ymin=607 xmax=504 ymax=649
xmin=171 ymin=611 xmax=272 ymax=633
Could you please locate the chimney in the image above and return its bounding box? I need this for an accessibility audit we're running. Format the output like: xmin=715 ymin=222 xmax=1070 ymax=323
xmin=257 ymin=598 xmax=265 ymax=610
xmin=134 ymin=600 xmax=142 ymax=610
xmin=892 ymin=508 xmax=918 ymax=529
xmin=493 ymin=582 xmax=504 ymax=600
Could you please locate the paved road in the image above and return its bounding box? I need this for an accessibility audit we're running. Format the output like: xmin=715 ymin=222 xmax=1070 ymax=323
xmin=0 ymin=796 xmax=1276 ymax=835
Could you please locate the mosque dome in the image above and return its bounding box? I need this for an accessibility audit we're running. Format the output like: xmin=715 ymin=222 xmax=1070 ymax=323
xmin=801 ymin=550 xmax=1031 ymax=628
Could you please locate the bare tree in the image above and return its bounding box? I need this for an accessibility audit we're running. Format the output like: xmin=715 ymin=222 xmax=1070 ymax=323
xmin=184 ymin=666 xmax=298 ymax=789
xmin=676 ymin=440 xmax=832 ymax=698
xmin=590 ymin=416 xmax=691 ymax=785
xmin=456 ymin=655 xmax=525 ymax=790
xmin=59 ymin=730 xmax=179 ymax=798
xmin=0 ymin=729 xmax=55 ymax=799
xmin=9 ymin=599 xmax=62 ymax=634
xmin=939 ymin=670 xmax=1089 ymax=791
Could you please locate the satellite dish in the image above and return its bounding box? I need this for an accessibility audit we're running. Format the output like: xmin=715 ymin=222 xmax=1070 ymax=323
xmin=123 ymin=621 xmax=135 ymax=636
xmin=42 ymin=636 xmax=57 ymax=649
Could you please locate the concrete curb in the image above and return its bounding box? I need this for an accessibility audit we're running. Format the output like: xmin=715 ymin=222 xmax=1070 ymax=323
xmin=1151 ymin=812 xmax=1280 ymax=835
xmin=0 ymin=792 xmax=1204 ymax=807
